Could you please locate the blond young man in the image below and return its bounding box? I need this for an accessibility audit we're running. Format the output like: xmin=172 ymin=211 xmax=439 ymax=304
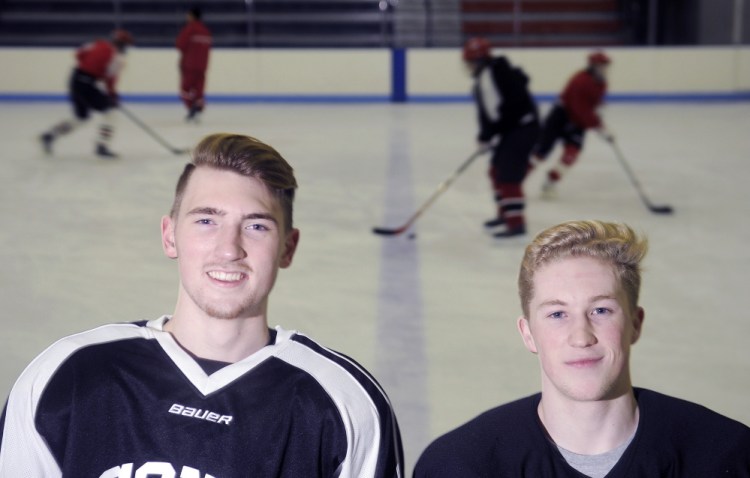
xmin=414 ymin=220 xmax=750 ymax=477
xmin=1 ymin=133 xmax=404 ymax=477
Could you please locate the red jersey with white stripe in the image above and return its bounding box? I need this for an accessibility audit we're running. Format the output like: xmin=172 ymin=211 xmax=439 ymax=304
xmin=560 ymin=68 xmax=607 ymax=129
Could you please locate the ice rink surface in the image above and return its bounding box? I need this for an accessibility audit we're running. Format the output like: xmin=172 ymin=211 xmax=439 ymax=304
xmin=1 ymin=100 xmax=749 ymax=473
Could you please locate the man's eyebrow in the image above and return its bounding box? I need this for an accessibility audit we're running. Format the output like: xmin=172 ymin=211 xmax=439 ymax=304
xmin=537 ymin=299 xmax=566 ymax=308
xmin=536 ymin=295 xmax=618 ymax=309
xmin=243 ymin=213 xmax=278 ymax=224
xmin=186 ymin=208 xmax=279 ymax=224
xmin=187 ymin=206 xmax=223 ymax=216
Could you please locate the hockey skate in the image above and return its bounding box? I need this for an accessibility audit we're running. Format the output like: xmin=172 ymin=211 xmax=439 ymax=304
xmin=493 ymin=224 xmax=526 ymax=239
xmin=483 ymin=217 xmax=505 ymax=229
xmin=96 ymin=143 xmax=119 ymax=159
xmin=40 ymin=133 xmax=54 ymax=155
xmin=186 ymin=106 xmax=202 ymax=123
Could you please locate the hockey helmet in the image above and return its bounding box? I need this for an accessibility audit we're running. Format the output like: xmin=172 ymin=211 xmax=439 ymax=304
xmin=111 ymin=29 xmax=134 ymax=46
xmin=588 ymin=51 xmax=611 ymax=66
xmin=463 ymin=37 xmax=492 ymax=62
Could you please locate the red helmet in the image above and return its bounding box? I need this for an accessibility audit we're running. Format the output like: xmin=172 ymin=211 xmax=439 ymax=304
xmin=588 ymin=51 xmax=611 ymax=66
xmin=463 ymin=37 xmax=492 ymax=62
xmin=111 ymin=29 xmax=134 ymax=46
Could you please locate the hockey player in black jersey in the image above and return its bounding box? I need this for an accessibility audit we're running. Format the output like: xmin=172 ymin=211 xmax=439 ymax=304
xmin=0 ymin=133 xmax=404 ymax=477
xmin=463 ymin=37 xmax=540 ymax=238
xmin=414 ymin=220 xmax=750 ymax=477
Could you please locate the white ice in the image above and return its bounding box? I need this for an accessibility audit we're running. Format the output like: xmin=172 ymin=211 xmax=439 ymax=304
xmin=1 ymin=101 xmax=749 ymax=474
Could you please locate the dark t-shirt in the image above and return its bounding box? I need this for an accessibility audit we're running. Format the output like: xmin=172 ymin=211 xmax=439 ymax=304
xmin=414 ymin=388 xmax=750 ymax=477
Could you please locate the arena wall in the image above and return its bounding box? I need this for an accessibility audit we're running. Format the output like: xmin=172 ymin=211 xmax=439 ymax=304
xmin=1 ymin=47 xmax=748 ymax=102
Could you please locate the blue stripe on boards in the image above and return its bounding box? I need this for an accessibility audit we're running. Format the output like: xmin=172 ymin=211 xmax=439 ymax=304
xmin=375 ymin=113 xmax=428 ymax=473
xmin=3 ymin=92 xmax=750 ymax=104
xmin=0 ymin=94 xmax=390 ymax=103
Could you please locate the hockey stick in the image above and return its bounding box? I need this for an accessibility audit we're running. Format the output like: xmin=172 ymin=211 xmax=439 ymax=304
xmin=606 ymin=138 xmax=674 ymax=215
xmin=118 ymin=105 xmax=191 ymax=155
xmin=372 ymin=148 xmax=490 ymax=236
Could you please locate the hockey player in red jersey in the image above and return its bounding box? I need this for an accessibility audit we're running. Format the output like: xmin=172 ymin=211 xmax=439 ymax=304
xmin=39 ymin=29 xmax=133 ymax=159
xmin=530 ymin=51 xmax=613 ymax=198
xmin=463 ymin=37 xmax=540 ymax=238
xmin=176 ymin=7 xmax=212 ymax=122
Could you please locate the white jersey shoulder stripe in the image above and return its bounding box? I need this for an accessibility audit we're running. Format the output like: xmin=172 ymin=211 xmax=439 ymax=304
xmin=287 ymin=331 xmax=403 ymax=477
xmin=274 ymin=330 xmax=397 ymax=478
xmin=478 ymin=67 xmax=502 ymax=122
xmin=0 ymin=321 xmax=149 ymax=477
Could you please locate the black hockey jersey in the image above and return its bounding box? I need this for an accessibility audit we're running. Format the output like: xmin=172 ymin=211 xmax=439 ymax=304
xmin=0 ymin=317 xmax=403 ymax=477
xmin=414 ymin=388 xmax=750 ymax=477
xmin=472 ymin=56 xmax=538 ymax=142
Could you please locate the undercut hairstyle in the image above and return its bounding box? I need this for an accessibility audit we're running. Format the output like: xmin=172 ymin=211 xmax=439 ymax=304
xmin=518 ymin=220 xmax=648 ymax=317
xmin=170 ymin=133 xmax=298 ymax=231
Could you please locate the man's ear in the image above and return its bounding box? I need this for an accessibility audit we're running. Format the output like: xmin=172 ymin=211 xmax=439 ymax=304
xmin=517 ymin=316 xmax=538 ymax=354
xmin=631 ymin=306 xmax=645 ymax=345
xmin=280 ymin=228 xmax=300 ymax=268
xmin=161 ymin=215 xmax=178 ymax=259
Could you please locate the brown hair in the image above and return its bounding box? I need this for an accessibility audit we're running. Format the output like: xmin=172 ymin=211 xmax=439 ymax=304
xmin=518 ymin=220 xmax=648 ymax=317
xmin=170 ymin=133 xmax=298 ymax=230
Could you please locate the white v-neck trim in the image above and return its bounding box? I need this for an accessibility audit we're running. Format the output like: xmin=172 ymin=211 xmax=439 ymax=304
xmin=146 ymin=316 xmax=297 ymax=396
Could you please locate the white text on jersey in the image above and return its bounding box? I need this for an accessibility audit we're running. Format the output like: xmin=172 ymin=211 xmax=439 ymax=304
xmin=100 ymin=462 xmax=216 ymax=478
xmin=169 ymin=403 xmax=232 ymax=425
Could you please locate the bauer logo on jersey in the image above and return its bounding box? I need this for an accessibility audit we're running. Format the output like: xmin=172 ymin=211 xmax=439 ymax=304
xmin=169 ymin=403 xmax=232 ymax=425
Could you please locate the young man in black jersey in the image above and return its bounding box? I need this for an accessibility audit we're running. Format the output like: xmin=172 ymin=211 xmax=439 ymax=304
xmin=414 ymin=220 xmax=750 ymax=477
xmin=1 ymin=133 xmax=404 ymax=477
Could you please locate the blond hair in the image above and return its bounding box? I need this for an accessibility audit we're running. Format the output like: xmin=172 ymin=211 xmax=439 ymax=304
xmin=518 ymin=220 xmax=648 ymax=317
